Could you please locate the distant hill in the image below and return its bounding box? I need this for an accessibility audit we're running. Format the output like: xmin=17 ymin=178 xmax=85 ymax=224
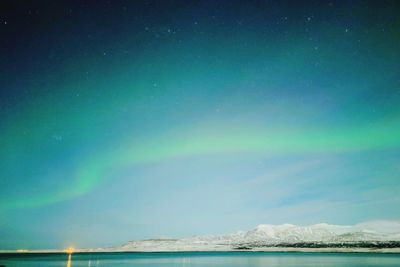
xmin=116 ymin=220 xmax=400 ymax=252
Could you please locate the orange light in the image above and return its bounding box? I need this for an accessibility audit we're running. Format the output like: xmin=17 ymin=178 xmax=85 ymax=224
xmin=65 ymin=247 xmax=75 ymax=254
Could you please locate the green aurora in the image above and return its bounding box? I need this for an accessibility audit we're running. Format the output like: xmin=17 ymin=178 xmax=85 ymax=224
xmin=1 ymin=0 xmax=400 ymax=249
xmin=2 ymin=114 xmax=400 ymax=210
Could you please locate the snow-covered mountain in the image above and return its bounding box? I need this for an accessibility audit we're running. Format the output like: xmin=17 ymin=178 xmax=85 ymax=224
xmin=240 ymin=221 xmax=400 ymax=243
xmin=117 ymin=220 xmax=400 ymax=251
xmin=243 ymin=223 xmax=349 ymax=242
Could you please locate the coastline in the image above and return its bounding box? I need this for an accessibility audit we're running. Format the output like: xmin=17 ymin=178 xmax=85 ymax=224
xmin=1 ymin=247 xmax=400 ymax=254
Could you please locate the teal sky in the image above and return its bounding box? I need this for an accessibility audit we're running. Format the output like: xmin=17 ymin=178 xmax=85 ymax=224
xmin=0 ymin=0 xmax=400 ymax=249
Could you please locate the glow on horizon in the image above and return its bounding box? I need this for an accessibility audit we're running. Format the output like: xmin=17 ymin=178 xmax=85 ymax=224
xmin=65 ymin=247 xmax=75 ymax=254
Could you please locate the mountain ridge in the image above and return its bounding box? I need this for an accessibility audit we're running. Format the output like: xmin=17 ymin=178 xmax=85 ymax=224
xmin=117 ymin=220 xmax=400 ymax=252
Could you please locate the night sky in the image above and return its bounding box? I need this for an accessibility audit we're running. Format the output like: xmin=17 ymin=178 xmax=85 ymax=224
xmin=1 ymin=0 xmax=400 ymax=250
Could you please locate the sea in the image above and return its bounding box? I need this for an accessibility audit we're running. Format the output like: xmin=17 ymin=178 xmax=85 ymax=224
xmin=0 ymin=251 xmax=399 ymax=267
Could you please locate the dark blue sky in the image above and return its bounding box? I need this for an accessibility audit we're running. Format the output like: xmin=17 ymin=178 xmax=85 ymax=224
xmin=1 ymin=0 xmax=400 ymax=250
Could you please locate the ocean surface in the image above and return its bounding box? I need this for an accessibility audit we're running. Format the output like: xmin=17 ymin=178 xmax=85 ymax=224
xmin=0 ymin=252 xmax=399 ymax=267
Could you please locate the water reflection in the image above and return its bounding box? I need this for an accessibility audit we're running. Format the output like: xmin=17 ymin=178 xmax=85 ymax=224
xmin=2 ymin=252 xmax=400 ymax=266
xmin=66 ymin=254 xmax=72 ymax=267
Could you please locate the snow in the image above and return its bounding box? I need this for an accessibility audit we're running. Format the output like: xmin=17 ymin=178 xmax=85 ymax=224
xmin=115 ymin=220 xmax=400 ymax=251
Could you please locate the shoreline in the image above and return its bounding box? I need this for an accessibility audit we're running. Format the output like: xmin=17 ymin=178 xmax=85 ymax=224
xmin=1 ymin=247 xmax=400 ymax=254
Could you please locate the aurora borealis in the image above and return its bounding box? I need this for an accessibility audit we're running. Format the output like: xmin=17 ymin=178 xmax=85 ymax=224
xmin=1 ymin=0 xmax=400 ymax=249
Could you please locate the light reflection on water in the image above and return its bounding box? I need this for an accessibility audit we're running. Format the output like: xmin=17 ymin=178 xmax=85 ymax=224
xmin=66 ymin=254 xmax=71 ymax=267
xmin=1 ymin=252 xmax=400 ymax=267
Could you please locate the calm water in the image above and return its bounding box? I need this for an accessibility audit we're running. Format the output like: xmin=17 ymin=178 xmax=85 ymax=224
xmin=1 ymin=252 xmax=399 ymax=267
